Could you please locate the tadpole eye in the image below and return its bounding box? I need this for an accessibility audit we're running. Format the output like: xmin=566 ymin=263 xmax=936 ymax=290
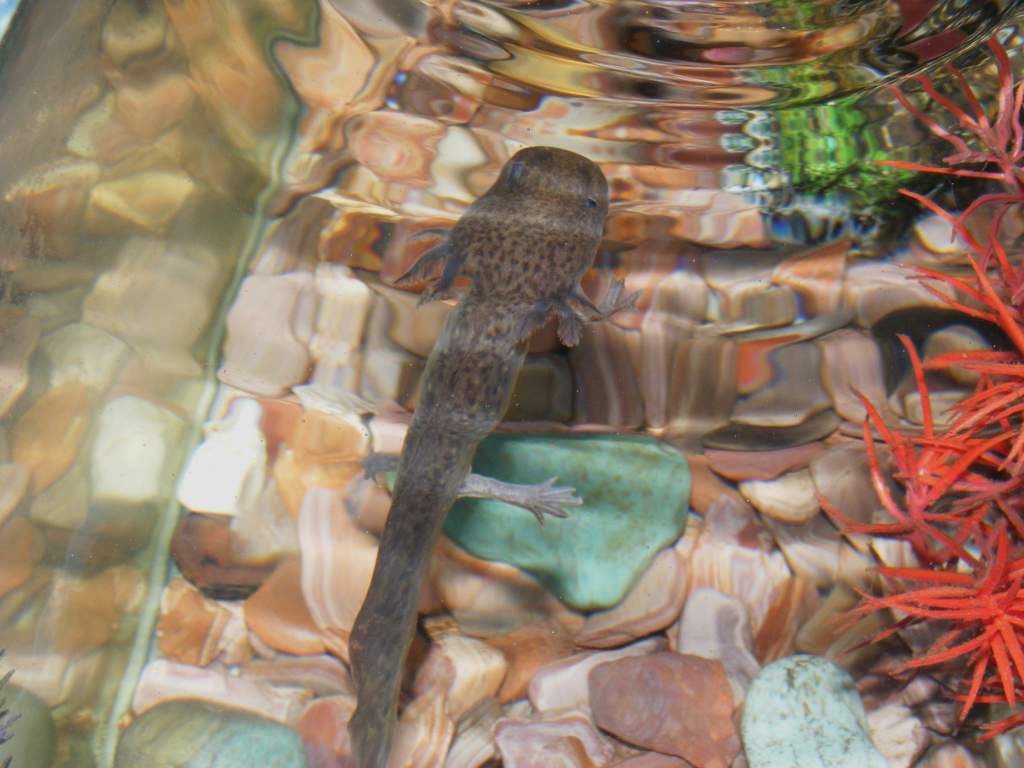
xmin=506 ymin=160 xmax=525 ymax=186
xmin=585 ymin=197 xmax=599 ymax=209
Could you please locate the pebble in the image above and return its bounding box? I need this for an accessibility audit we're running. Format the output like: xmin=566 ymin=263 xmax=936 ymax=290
xmin=101 ymin=0 xmax=170 ymax=66
xmin=702 ymin=408 xmax=840 ymax=451
xmin=171 ymin=513 xmax=277 ymax=600
xmin=590 ymin=651 xmax=740 ymax=768
xmin=132 ymin=660 xmax=310 ymax=726
xmin=90 ymin=395 xmax=186 ymax=506
xmin=570 ymin=322 xmax=645 ymax=429
xmin=866 ymin=702 xmax=930 ymax=768
xmin=741 ymin=655 xmax=888 ymax=768
xmin=732 ymin=342 xmax=831 ymax=427
xmin=84 ymin=238 xmax=221 ymax=353
xmin=389 ymin=691 xmax=455 ymax=768
xmin=817 ymin=328 xmax=887 ymax=422
xmin=13 ymin=382 xmax=90 ymax=494
xmin=0 ymin=463 xmax=29 ymax=527
xmin=770 ymin=236 xmax=847 ymax=316
xmin=39 ymin=322 xmax=130 ymax=393
xmin=919 ymin=742 xmax=982 ymax=767
xmin=739 ymin=468 xmax=819 ymax=523
xmin=0 ymin=684 xmax=56 ymax=768
xmin=116 ymin=699 xmax=306 ymax=768
xmin=0 ymin=518 xmax=42 ymax=598
xmin=529 ymin=637 xmax=665 ymax=715
xmin=412 ymin=634 xmax=507 ymax=721
xmin=41 ymin=565 xmax=146 ymax=654
xmin=672 ymin=587 xmax=760 ymax=703
xmin=495 ymin=711 xmax=615 ymax=768
xmin=85 ymin=170 xmax=196 ymax=232
xmin=218 ymin=272 xmax=317 ymax=397
xmin=158 ymin=578 xmax=252 ymax=667
xmin=487 ymin=622 xmax=576 ymax=702
xmin=177 ymin=397 xmax=267 ymax=516
xmin=704 ymin=441 xmax=823 ymax=482
xmin=575 ymin=546 xmax=688 ymax=648
xmin=296 ymin=695 xmax=356 ymax=768
xmin=444 ymin=434 xmax=690 ymax=610
xmin=244 ymin=557 xmax=326 ymax=657
xmin=923 ymin=324 xmax=988 ymax=387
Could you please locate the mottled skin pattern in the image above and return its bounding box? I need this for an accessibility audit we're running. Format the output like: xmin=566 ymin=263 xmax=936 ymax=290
xmin=348 ymin=147 xmax=627 ymax=767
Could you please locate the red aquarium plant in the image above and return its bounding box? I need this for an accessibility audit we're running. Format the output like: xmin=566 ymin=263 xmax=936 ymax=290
xmin=821 ymin=34 xmax=1024 ymax=737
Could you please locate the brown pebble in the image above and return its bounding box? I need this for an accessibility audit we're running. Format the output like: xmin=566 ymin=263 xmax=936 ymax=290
xmin=0 ymin=517 xmax=42 ymax=597
xmin=244 ymin=556 xmax=326 ymax=656
xmin=589 ymin=652 xmax=739 ymax=768
xmin=13 ymin=382 xmax=90 ymax=493
xmin=171 ymin=512 xmax=276 ymax=599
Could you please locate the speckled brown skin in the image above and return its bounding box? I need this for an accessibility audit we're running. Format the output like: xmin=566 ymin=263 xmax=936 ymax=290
xmin=347 ymin=147 xmax=622 ymax=767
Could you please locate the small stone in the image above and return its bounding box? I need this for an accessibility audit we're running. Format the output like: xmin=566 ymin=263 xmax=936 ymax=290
xmin=732 ymin=342 xmax=831 ymax=427
xmin=296 ymin=695 xmax=356 ymax=767
xmin=865 ymin=702 xmax=930 ymax=768
xmin=114 ymin=72 xmax=195 ymax=141
xmin=739 ymin=468 xmax=819 ymax=523
xmin=495 ymin=711 xmax=615 ymax=768
xmin=0 ymin=685 xmax=56 ymax=768
xmin=39 ymin=322 xmax=130 ymax=393
xmin=85 ymin=170 xmax=196 ymax=232
xmin=770 ymin=237 xmax=847 ymax=315
xmin=388 ymin=691 xmax=456 ymax=768
xmin=923 ymin=324 xmax=988 ymax=387
xmin=42 ymin=565 xmax=145 ymax=654
xmin=413 ymin=634 xmax=507 ymax=722
xmin=172 ymin=513 xmax=276 ymax=600
xmin=0 ymin=518 xmax=42 ymax=598
xmin=920 ymin=742 xmax=982 ymax=767
xmin=158 ymin=578 xmax=251 ymax=667
xmin=590 ymin=652 xmax=740 ymax=768
xmin=0 ymin=313 xmax=41 ymax=418
xmin=83 ymin=238 xmax=221 ymax=352
xmin=704 ymin=442 xmax=823 ymax=482
xmin=576 ymin=546 xmax=688 ymax=649
xmin=761 ymin=514 xmax=841 ymax=588
xmin=672 ymin=587 xmax=760 ymax=704
xmin=219 ymin=272 xmax=317 ymax=397
xmin=244 ymin=557 xmax=326 ymax=656
xmin=817 ymin=328 xmax=887 ymax=422
xmin=529 ymin=637 xmax=665 ymax=715
xmin=101 ymin=0 xmax=169 ymax=65
xmin=116 ymin=699 xmax=305 ymax=767
xmin=702 ymin=409 xmax=840 ymax=451
xmin=0 ymin=463 xmax=29 ymax=527
xmin=177 ymin=398 xmax=267 ymax=516
xmin=570 ymin=322 xmax=645 ymax=429
xmin=444 ymin=434 xmax=690 ymax=610
xmin=29 ymin=463 xmax=89 ymax=531
xmin=13 ymin=382 xmax=90 ymax=494
xmin=90 ymin=395 xmax=186 ymax=505
xmin=487 ymin=622 xmax=576 ymax=703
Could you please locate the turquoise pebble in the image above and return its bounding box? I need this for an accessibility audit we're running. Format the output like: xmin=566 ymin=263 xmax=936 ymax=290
xmin=443 ymin=434 xmax=690 ymax=610
xmin=741 ymin=654 xmax=888 ymax=768
xmin=115 ymin=700 xmax=305 ymax=767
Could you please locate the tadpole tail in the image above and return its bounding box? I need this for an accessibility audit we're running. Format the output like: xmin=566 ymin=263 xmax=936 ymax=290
xmin=347 ymin=442 xmax=468 ymax=768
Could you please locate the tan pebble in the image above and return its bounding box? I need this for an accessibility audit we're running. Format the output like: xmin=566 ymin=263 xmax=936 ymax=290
xmin=740 ymin=468 xmax=819 ymax=523
xmin=43 ymin=565 xmax=145 ymax=654
xmin=29 ymin=462 xmax=89 ymax=531
xmin=770 ymin=236 xmax=847 ymax=315
xmin=4 ymin=158 xmax=100 ymax=234
xmin=866 ymin=703 xmax=930 ymax=768
xmin=230 ymin=478 xmax=299 ymax=565
xmin=795 ymin=582 xmax=888 ymax=668
xmin=219 ymin=272 xmax=317 ymax=397
xmin=528 ymin=636 xmax=665 ymax=714
xmin=13 ymin=383 xmax=90 ymax=494
xmin=686 ymin=496 xmax=792 ymax=636
xmin=349 ymin=111 xmax=446 ymax=187
xmin=65 ymin=93 xmax=139 ymax=163
xmin=0 ymin=313 xmax=41 ymax=418
xmin=298 ymin=488 xmax=381 ymax=660
xmin=132 ymin=658 xmax=310 ymax=725
xmin=0 ymin=518 xmax=42 ymax=598
xmin=672 ymin=587 xmax=759 ymax=704
xmin=918 ymin=742 xmax=981 ymax=767
xmin=85 ymin=170 xmax=195 ymax=232
xmin=296 ymin=694 xmax=357 ymax=766
xmin=731 ymin=342 xmax=832 ymax=427
xmin=611 ymin=755 xmax=691 ymax=767
xmin=923 ymin=324 xmax=987 ymax=387
xmin=170 ymin=513 xmax=276 ymax=600
xmin=704 ymin=441 xmax=823 ymax=482
xmin=413 ymin=634 xmax=507 ymax=721
xmin=244 ymin=556 xmax=326 ymax=656
xmin=576 ymin=546 xmax=688 ymax=648
xmin=817 ymin=328 xmax=887 ymax=422
xmin=0 ymin=463 xmax=29 ymax=527
xmin=290 ymin=408 xmax=369 ymax=466
xmin=39 ymin=323 xmax=130 ymax=393
xmin=101 ymin=0 xmax=170 ymax=65
xmin=114 ymin=72 xmax=195 ymax=140
xmin=83 ymin=237 xmax=220 ymax=351
xmin=388 ymin=692 xmax=456 ymax=768
xmin=761 ymin=514 xmax=841 ymax=588
xmin=1 ymin=649 xmax=104 ymax=708
xmin=487 ymin=622 xmax=575 ymax=703
xmin=844 ymin=262 xmax=946 ymax=327
xmin=158 ymin=578 xmax=250 ymax=667
xmin=809 ymin=442 xmax=885 ymax=552
xmin=495 ymin=711 xmax=615 ymax=768
xmin=752 ymin=575 xmax=819 ymax=664
xmin=569 ymin=321 xmax=644 ymax=429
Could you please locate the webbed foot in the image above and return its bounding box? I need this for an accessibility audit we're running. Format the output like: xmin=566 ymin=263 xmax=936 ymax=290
xmin=459 ymin=474 xmax=582 ymax=525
